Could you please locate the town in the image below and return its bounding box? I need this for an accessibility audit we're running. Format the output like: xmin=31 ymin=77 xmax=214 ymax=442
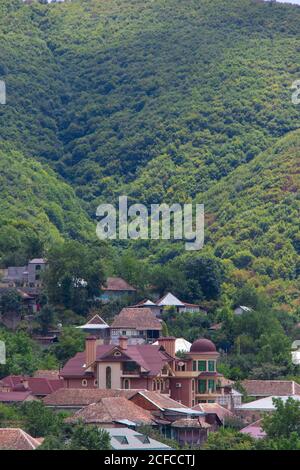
xmin=0 ymin=256 xmax=300 ymax=450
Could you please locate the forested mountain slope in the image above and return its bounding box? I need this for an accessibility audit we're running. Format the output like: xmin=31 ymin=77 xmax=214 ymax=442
xmin=0 ymin=0 xmax=300 ymax=208
xmin=0 ymin=143 xmax=93 ymax=266
xmin=0 ymin=0 xmax=299 ymax=305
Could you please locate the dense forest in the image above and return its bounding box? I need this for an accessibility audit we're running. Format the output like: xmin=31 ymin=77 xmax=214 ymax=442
xmin=0 ymin=0 xmax=299 ymax=308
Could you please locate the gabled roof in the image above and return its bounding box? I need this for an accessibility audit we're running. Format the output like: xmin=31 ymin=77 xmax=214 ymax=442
xmin=171 ymin=417 xmax=210 ymax=429
xmin=111 ymin=307 xmax=162 ymax=330
xmin=0 ymin=428 xmax=42 ymax=450
xmin=131 ymin=391 xmax=188 ymax=411
xmin=192 ymin=403 xmax=233 ymax=423
xmin=242 ymin=380 xmax=300 ymax=397
xmin=102 ymin=277 xmax=136 ymax=292
xmin=76 ymin=314 xmax=109 ymax=330
xmin=156 ymin=292 xmax=185 ymax=307
xmin=66 ymin=397 xmax=153 ymax=425
xmin=43 ymin=388 xmax=135 ymax=407
xmin=240 ymin=420 xmax=266 ymax=439
xmin=60 ymin=342 xmax=171 ymax=379
xmin=2 ymin=375 xmax=63 ymax=396
xmin=0 ymin=391 xmax=35 ymax=403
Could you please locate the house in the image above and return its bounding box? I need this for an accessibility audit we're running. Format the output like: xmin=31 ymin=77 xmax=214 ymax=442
xmin=60 ymin=335 xmax=229 ymax=408
xmin=235 ymin=395 xmax=300 ymax=423
xmin=170 ymin=338 xmax=224 ymax=407
xmin=60 ymin=335 xmax=174 ymax=391
xmin=241 ymin=380 xmax=300 ymax=400
xmin=1 ymin=375 xmax=63 ymax=398
xmin=66 ymin=396 xmax=154 ymax=427
xmin=129 ymin=390 xmax=209 ymax=446
xmin=192 ymin=402 xmax=234 ymax=431
xmin=110 ymin=307 xmax=162 ymax=344
xmin=131 ymin=299 xmax=161 ymax=316
xmin=76 ymin=314 xmax=110 ymax=340
xmin=234 ymin=305 xmax=253 ymax=316
xmin=100 ymin=277 xmax=136 ymax=302
xmin=156 ymin=292 xmax=204 ymax=314
xmin=240 ymin=420 xmax=266 ymax=439
xmin=0 ymin=391 xmax=36 ymax=404
xmin=105 ymin=427 xmax=171 ymax=451
xmin=3 ymin=258 xmax=46 ymax=288
xmin=0 ymin=428 xmax=43 ymax=450
xmin=43 ymin=388 xmax=137 ymax=412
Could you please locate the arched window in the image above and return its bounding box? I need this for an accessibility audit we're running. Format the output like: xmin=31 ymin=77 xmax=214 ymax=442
xmin=82 ymin=379 xmax=87 ymax=387
xmin=106 ymin=366 xmax=112 ymax=389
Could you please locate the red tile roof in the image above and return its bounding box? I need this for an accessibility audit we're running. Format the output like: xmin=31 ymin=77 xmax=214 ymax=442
xmin=60 ymin=343 xmax=171 ymax=379
xmin=111 ymin=307 xmax=162 ymax=330
xmin=131 ymin=391 xmax=187 ymax=411
xmin=0 ymin=391 xmax=35 ymax=403
xmin=66 ymin=396 xmax=153 ymax=425
xmin=2 ymin=375 xmax=64 ymax=396
xmin=0 ymin=428 xmax=42 ymax=450
xmin=43 ymin=388 xmax=136 ymax=407
xmin=192 ymin=403 xmax=233 ymax=422
xmin=242 ymin=380 xmax=300 ymax=397
xmin=102 ymin=277 xmax=136 ymax=292
xmin=33 ymin=370 xmax=60 ymax=380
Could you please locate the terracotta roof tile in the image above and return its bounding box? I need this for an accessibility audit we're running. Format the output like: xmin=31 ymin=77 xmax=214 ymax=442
xmin=0 ymin=428 xmax=42 ymax=450
xmin=43 ymin=388 xmax=135 ymax=407
xmin=192 ymin=403 xmax=233 ymax=422
xmin=111 ymin=307 xmax=162 ymax=330
xmin=102 ymin=277 xmax=136 ymax=292
xmin=0 ymin=391 xmax=35 ymax=403
xmin=60 ymin=343 xmax=170 ymax=379
xmin=66 ymin=397 xmax=153 ymax=425
xmin=132 ymin=391 xmax=187 ymax=410
xmin=2 ymin=375 xmax=63 ymax=396
xmin=242 ymin=380 xmax=300 ymax=397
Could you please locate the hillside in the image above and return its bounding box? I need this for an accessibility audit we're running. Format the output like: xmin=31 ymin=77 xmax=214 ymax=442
xmin=0 ymin=0 xmax=299 ymax=304
xmin=203 ymin=130 xmax=300 ymax=308
xmin=0 ymin=142 xmax=94 ymax=266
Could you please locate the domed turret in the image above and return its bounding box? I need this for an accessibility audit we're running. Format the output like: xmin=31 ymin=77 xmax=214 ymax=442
xmin=190 ymin=338 xmax=216 ymax=353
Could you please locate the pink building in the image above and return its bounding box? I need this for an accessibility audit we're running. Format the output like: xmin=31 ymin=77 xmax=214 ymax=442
xmin=60 ymin=335 xmax=228 ymax=408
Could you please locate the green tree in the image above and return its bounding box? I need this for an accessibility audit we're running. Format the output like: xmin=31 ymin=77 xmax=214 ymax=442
xmin=262 ymin=397 xmax=300 ymax=439
xmin=68 ymin=423 xmax=111 ymax=450
xmin=44 ymin=241 xmax=105 ymax=315
xmin=204 ymin=428 xmax=255 ymax=450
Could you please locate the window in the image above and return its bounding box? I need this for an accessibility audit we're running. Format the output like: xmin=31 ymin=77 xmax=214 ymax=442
xmin=106 ymin=366 xmax=112 ymax=389
xmin=198 ymin=361 xmax=206 ymax=372
xmin=208 ymin=379 xmax=215 ymax=392
xmin=192 ymin=360 xmax=197 ymax=371
xmin=114 ymin=436 xmax=129 ymax=445
xmin=192 ymin=379 xmax=195 ymax=392
xmin=82 ymin=379 xmax=87 ymax=387
xmin=123 ymin=379 xmax=130 ymax=390
xmin=192 ymin=400 xmax=195 ymax=407
xmin=94 ymin=379 xmax=98 ymax=387
xmin=208 ymin=360 xmax=215 ymax=372
xmin=36 ymin=265 xmax=41 ymax=271
xmin=198 ymin=379 xmax=206 ymax=394
xmin=122 ymin=331 xmax=126 ymax=336
xmin=114 ymin=351 xmax=121 ymax=357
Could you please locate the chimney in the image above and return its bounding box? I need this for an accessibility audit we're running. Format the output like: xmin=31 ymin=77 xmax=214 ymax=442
xmin=85 ymin=336 xmax=97 ymax=366
xmin=119 ymin=336 xmax=128 ymax=350
xmin=21 ymin=378 xmax=29 ymax=390
xmin=157 ymin=337 xmax=176 ymax=358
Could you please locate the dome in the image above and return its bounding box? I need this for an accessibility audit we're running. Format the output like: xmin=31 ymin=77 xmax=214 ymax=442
xmin=190 ymin=338 xmax=216 ymax=353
